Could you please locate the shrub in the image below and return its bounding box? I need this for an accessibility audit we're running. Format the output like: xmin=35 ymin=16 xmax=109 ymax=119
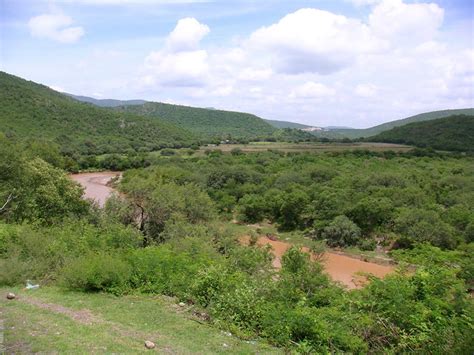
xmin=321 ymin=215 xmax=361 ymax=247
xmin=62 ymin=253 xmax=131 ymax=294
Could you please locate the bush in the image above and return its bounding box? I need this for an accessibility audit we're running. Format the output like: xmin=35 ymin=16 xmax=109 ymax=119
xmin=62 ymin=253 xmax=131 ymax=294
xmin=321 ymin=215 xmax=361 ymax=247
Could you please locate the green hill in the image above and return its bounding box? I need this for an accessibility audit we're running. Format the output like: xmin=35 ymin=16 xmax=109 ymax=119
xmin=332 ymin=108 xmax=474 ymax=138
xmin=114 ymin=102 xmax=276 ymax=140
xmin=368 ymin=114 xmax=474 ymax=152
xmin=0 ymin=72 xmax=195 ymax=155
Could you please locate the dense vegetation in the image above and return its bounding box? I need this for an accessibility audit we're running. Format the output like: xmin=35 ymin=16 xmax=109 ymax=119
xmin=333 ymin=108 xmax=474 ymax=138
xmin=369 ymin=114 xmax=474 ymax=152
xmin=0 ymin=72 xmax=196 ymax=155
xmin=119 ymin=150 xmax=474 ymax=250
xmin=115 ymin=101 xmax=277 ymax=140
xmin=1 ymin=133 xmax=473 ymax=352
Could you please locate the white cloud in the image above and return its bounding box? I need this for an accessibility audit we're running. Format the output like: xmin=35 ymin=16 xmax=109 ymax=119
xmin=141 ymin=18 xmax=210 ymax=87
xmin=28 ymin=14 xmax=84 ymax=43
xmin=144 ymin=50 xmax=209 ymax=86
xmin=248 ymin=8 xmax=385 ymax=75
xmin=166 ymin=18 xmax=210 ymax=52
xmin=290 ymin=82 xmax=336 ymax=99
xmin=355 ymin=83 xmax=378 ymax=97
xmin=238 ymin=68 xmax=273 ymax=81
xmin=369 ymin=0 xmax=444 ymax=44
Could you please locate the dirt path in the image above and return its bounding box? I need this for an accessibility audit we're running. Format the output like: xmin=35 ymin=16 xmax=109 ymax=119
xmin=21 ymin=297 xmax=100 ymax=325
xmin=13 ymin=295 xmax=170 ymax=351
xmin=241 ymin=236 xmax=394 ymax=289
xmin=70 ymin=171 xmax=120 ymax=207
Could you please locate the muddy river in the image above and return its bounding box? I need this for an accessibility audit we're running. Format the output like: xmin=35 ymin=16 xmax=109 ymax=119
xmin=71 ymin=172 xmax=395 ymax=289
xmin=241 ymin=236 xmax=394 ymax=289
xmin=70 ymin=171 xmax=119 ymax=207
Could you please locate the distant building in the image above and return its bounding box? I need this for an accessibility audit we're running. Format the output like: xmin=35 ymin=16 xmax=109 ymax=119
xmin=301 ymin=127 xmax=324 ymax=132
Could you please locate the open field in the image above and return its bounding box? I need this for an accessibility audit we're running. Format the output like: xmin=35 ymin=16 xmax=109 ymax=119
xmin=200 ymin=142 xmax=413 ymax=153
xmin=1 ymin=287 xmax=279 ymax=354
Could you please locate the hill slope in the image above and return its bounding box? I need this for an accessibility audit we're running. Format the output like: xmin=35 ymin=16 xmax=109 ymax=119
xmin=0 ymin=72 xmax=195 ymax=155
xmin=332 ymin=108 xmax=474 ymax=138
xmin=115 ymin=102 xmax=276 ymax=140
xmin=368 ymin=114 xmax=474 ymax=152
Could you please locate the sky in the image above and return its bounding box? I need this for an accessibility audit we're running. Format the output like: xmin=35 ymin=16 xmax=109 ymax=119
xmin=0 ymin=0 xmax=473 ymax=128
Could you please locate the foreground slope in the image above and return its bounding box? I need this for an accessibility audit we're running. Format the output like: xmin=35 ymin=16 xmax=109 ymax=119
xmin=1 ymin=287 xmax=278 ymax=353
xmin=114 ymin=102 xmax=276 ymax=140
xmin=369 ymin=114 xmax=474 ymax=151
xmin=332 ymin=108 xmax=474 ymax=138
xmin=0 ymin=72 xmax=195 ymax=154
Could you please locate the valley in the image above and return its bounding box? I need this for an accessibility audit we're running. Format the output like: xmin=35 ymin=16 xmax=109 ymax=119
xmin=1 ymin=73 xmax=473 ymax=353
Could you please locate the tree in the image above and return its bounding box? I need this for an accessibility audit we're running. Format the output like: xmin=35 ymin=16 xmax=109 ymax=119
xmin=321 ymin=215 xmax=361 ymax=247
xmin=393 ymin=208 xmax=459 ymax=249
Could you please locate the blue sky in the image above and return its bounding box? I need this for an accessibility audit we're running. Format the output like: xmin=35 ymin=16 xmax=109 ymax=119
xmin=1 ymin=0 xmax=473 ymax=127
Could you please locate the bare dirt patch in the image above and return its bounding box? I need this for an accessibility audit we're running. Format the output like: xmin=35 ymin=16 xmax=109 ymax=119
xmin=21 ymin=297 xmax=100 ymax=325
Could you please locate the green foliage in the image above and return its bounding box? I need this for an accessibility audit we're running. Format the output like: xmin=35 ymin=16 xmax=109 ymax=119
xmin=369 ymin=115 xmax=474 ymax=152
xmin=321 ymin=216 xmax=361 ymax=247
xmin=62 ymin=253 xmax=132 ymax=294
xmin=121 ymin=151 xmax=474 ymax=249
xmin=394 ymin=208 xmax=459 ymax=249
xmin=0 ymin=137 xmax=89 ymax=224
xmin=355 ymin=267 xmax=474 ymax=353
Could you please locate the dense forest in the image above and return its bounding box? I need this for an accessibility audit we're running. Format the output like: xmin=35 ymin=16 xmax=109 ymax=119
xmin=369 ymin=114 xmax=474 ymax=152
xmin=113 ymin=101 xmax=277 ymax=140
xmin=1 ymin=132 xmax=473 ymax=353
xmin=0 ymin=72 xmax=196 ymax=155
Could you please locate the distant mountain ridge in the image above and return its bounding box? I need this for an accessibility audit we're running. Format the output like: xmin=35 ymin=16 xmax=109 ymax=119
xmin=67 ymin=94 xmax=147 ymax=107
xmin=69 ymin=94 xmax=276 ymax=140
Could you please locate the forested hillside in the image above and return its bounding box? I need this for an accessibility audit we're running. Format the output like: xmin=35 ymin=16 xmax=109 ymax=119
xmin=0 ymin=72 xmax=196 ymax=155
xmin=369 ymin=115 xmax=474 ymax=152
xmin=115 ymin=102 xmax=276 ymax=140
xmin=333 ymin=108 xmax=474 ymax=138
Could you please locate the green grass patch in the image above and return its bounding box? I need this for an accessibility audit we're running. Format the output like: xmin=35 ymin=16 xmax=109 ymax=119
xmin=1 ymin=287 xmax=280 ymax=354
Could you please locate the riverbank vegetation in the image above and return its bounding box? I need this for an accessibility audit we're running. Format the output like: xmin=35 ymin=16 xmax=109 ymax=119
xmin=1 ymin=133 xmax=473 ymax=353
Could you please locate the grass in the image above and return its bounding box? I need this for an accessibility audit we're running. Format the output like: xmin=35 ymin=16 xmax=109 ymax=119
xmin=199 ymin=142 xmax=412 ymax=154
xmin=1 ymin=287 xmax=280 ymax=354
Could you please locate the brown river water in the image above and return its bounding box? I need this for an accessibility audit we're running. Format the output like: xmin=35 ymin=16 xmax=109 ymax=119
xmin=70 ymin=171 xmax=119 ymax=207
xmin=241 ymin=236 xmax=395 ymax=289
xmin=71 ymin=172 xmax=395 ymax=289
